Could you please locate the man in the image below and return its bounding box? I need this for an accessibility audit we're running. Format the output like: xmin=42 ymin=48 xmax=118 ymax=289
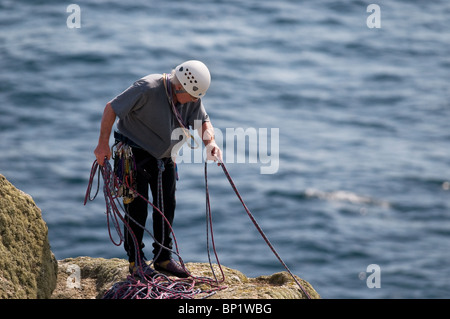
xmin=94 ymin=60 xmax=222 ymax=278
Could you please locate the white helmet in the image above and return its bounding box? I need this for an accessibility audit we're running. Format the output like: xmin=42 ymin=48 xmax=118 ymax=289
xmin=175 ymin=60 xmax=211 ymax=98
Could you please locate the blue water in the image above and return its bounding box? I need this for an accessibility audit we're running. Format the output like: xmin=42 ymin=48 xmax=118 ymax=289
xmin=1 ymin=0 xmax=449 ymax=299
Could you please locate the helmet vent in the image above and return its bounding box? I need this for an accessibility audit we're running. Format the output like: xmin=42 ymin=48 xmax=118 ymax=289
xmin=175 ymin=60 xmax=210 ymax=97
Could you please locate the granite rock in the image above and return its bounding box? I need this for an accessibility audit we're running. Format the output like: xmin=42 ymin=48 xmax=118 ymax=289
xmin=0 ymin=174 xmax=58 ymax=298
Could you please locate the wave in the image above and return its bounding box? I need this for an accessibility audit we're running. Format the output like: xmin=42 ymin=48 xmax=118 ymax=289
xmin=304 ymin=188 xmax=391 ymax=208
xmin=267 ymin=188 xmax=391 ymax=208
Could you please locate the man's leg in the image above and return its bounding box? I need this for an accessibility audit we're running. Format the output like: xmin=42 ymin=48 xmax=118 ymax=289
xmin=150 ymin=158 xmax=176 ymax=262
xmin=123 ymin=148 xmax=150 ymax=263
xmin=149 ymin=158 xmax=189 ymax=278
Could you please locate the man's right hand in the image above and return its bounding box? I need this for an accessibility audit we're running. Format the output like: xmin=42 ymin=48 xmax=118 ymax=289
xmin=94 ymin=142 xmax=111 ymax=166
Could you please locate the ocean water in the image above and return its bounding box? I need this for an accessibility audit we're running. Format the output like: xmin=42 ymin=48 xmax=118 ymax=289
xmin=1 ymin=0 xmax=449 ymax=299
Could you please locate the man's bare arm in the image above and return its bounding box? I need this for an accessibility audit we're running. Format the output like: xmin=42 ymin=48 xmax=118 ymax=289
xmin=200 ymin=121 xmax=223 ymax=163
xmin=94 ymin=102 xmax=116 ymax=166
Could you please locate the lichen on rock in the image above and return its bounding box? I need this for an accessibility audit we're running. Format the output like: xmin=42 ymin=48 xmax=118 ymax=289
xmin=0 ymin=174 xmax=58 ymax=298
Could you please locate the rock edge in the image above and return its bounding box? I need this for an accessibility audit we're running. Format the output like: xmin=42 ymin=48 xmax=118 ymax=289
xmin=51 ymin=256 xmax=320 ymax=299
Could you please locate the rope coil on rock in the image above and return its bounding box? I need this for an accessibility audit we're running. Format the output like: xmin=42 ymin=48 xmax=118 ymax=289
xmin=84 ymin=156 xmax=311 ymax=299
xmin=84 ymin=159 xmax=226 ymax=299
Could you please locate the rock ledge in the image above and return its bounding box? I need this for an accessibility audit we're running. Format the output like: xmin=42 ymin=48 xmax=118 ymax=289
xmin=51 ymin=256 xmax=320 ymax=299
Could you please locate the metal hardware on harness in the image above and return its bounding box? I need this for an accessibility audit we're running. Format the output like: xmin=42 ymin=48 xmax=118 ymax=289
xmin=113 ymin=142 xmax=137 ymax=204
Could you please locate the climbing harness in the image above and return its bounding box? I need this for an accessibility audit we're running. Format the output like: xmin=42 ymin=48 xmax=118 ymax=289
xmin=84 ymin=157 xmax=311 ymax=299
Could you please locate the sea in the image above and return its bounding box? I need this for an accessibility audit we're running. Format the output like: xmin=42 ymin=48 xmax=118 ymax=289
xmin=1 ymin=0 xmax=449 ymax=299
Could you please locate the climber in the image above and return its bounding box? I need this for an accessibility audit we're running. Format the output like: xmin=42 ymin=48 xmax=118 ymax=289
xmin=93 ymin=60 xmax=222 ymax=278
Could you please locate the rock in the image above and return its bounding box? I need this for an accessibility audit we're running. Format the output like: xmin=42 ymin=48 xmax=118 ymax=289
xmin=0 ymin=174 xmax=58 ymax=298
xmin=51 ymin=256 xmax=320 ymax=299
xmin=52 ymin=257 xmax=127 ymax=299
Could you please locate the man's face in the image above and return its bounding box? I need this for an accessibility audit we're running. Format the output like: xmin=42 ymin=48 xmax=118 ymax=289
xmin=175 ymin=84 xmax=199 ymax=104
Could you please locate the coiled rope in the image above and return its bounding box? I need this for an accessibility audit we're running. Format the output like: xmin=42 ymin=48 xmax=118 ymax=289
xmin=84 ymin=157 xmax=311 ymax=299
xmin=84 ymin=159 xmax=225 ymax=299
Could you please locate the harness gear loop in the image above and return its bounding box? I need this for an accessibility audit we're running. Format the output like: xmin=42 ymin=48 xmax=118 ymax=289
xmin=112 ymin=142 xmax=137 ymax=204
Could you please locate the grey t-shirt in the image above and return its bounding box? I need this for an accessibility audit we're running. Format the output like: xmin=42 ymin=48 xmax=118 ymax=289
xmin=110 ymin=74 xmax=210 ymax=159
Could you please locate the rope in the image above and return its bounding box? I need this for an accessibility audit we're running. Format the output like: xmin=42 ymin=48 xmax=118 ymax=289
xmin=212 ymin=159 xmax=312 ymax=299
xmin=84 ymin=159 xmax=226 ymax=299
xmin=204 ymin=162 xmax=225 ymax=283
xmin=162 ymin=73 xmax=199 ymax=149
xmin=84 ymin=155 xmax=311 ymax=299
xmin=153 ymin=158 xmax=166 ymax=265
